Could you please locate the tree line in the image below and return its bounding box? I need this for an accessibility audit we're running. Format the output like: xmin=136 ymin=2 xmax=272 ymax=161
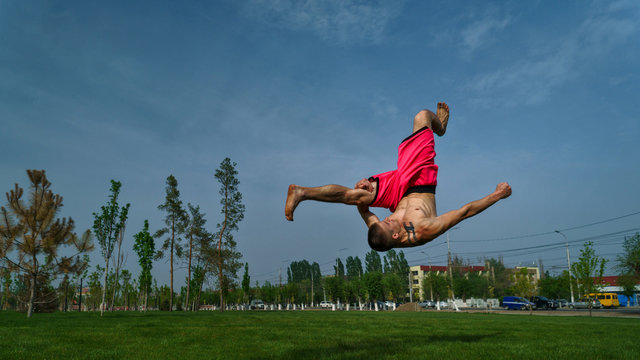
xmin=2 ymin=167 xmax=639 ymax=316
xmin=0 ymin=158 xmax=244 ymax=317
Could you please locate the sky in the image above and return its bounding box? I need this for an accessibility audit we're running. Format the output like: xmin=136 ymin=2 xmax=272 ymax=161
xmin=1 ymin=0 xmax=639 ymax=289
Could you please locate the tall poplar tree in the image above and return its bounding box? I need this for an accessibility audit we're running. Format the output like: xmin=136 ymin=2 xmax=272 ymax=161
xmin=154 ymin=175 xmax=187 ymax=311
xmin=346 ymin=256 xmax=363 ymax=279
xmin=1 ymin=170 xmax=93 ymax=317
xmin=93 ymin=180 xmax=130 ymax=316
xmin=241 ymin=263 xmax=250 ymax=303
xmin=365 ymin=250 xmax=382 ymax=273
xmin=213 ymin=158 xmax=245 ymax=312
xmin=133 ymin=220 xmax=154 ymax=311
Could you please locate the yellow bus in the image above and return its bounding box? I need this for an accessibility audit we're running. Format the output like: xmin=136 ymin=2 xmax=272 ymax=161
xmin=587 ymin=293 xmax=620 ymax=308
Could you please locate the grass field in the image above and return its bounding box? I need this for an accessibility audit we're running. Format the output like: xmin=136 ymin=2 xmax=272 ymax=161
xmin=1 ymin=310 xmax=638 ymax=359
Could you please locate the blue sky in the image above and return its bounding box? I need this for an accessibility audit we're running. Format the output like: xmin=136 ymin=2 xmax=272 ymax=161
xmin=1 ymin=0 xmax=639 ymax=288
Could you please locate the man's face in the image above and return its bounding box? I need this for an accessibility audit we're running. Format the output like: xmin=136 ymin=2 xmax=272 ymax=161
xmin=379 ymin=218 xmax=402 ymax=240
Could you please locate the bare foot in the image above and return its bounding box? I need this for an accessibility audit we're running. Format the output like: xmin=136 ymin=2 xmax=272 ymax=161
xmin=285 ymin=185 xmax=303 ymax=221
xmin=435 ymin=102 xmax=449 ymax=136
xmin=494 ymin=182 xmax=512 ymax=199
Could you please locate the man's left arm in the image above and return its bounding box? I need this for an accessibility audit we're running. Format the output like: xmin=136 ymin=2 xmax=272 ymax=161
xmin=357 ymin=204 xmax=379 ymax=228
xmin=354 ymin=178 xmax=379 ymax=228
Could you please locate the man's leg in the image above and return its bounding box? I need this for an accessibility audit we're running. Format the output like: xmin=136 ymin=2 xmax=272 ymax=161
xmin=413 ymin=102 xmax=449 ymax=136
xmin=285 ymin=184 xmax=374 ymax=221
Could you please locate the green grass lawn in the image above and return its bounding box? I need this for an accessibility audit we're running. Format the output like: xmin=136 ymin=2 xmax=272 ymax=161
xmin=1 ymin=310 xmax=638 ymax=359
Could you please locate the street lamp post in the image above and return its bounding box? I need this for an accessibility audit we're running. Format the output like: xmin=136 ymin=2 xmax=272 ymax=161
xmin=555 ymin=230 xmax=575 ymax=303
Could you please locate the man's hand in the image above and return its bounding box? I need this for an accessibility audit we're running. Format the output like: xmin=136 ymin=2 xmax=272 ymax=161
xmin=355 ymin=178 xmax=373 ymax=193
xmin=494 ymin=182 xmax=512 ymax=199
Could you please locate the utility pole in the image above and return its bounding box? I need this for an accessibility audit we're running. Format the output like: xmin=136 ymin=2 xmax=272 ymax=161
xmin=555 ymin=230 xmax=575 ymax=303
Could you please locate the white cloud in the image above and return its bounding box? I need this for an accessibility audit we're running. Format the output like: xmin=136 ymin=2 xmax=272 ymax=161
xmin=243 ymin=0 xmax=405 ymax=45
xmin=460 ymin=12 xmax=511 ymax=54
xmin=463 ymin=0 xmax=640 ymax=106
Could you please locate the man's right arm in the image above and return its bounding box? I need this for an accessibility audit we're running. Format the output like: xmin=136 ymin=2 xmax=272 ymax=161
xmin=418 ymin=182 xmax=512 ymax=240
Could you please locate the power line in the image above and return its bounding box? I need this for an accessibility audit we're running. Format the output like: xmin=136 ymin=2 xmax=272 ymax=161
xmin=455 ymin=210 xmax=640 ymax=243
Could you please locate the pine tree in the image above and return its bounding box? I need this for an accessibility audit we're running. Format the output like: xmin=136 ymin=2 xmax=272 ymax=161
xmin=154 ymin=175 xmax=187 ymax=311
xmin=0 ymin=170 xmax=93 ymax=317
xmin=213 ymin=158 xmax=245 ymax=312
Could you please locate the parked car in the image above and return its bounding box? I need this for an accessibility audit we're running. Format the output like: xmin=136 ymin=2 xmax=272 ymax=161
xmin=568 ymin=298 xmax=602 ymax=309
xmin=529 ymin=296 xmax=558 ymax=310
xmin=384 ymin=301 xmax=396 ymax=308
xmin=250 ymin=299 xmax=265 ymax=310
xmin=419 ymin=300 xmax=436 ymax=308
xmin=501 ymin=296 xmax=535 ymax=310
xmin=437 ymin=301 xmax=449 ymax=309
xmin=555 ymin=299 xmax=569 ymax=308
xmin=319 ymin=300 xmax=334 ymax=308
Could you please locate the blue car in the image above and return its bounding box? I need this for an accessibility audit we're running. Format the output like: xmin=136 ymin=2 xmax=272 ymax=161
xmin=500 ymin=296 xmax=535 ymax=310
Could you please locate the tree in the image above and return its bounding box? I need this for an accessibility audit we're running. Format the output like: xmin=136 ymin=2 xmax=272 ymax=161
xmin=241 ymin=263 xmax=250 ymax=303
xmin=87 ymin=265 xmax=104 ymax=310
xmin=0 ymin=170 xmax=93 ymax=317
xmin=382 ymin=272 xmax=403 ymax=302
xmin=133 ymin=220 xmax=154 ymax=312
xmin=365 ymin=250 xmax=382 ymax=273
xmin=616 ymin=232 xmax=640 ymax=308
xmin=538 ymin=271 xmax=571 ymax=300
xmin=93 ymin=180 xmax=129 ymax=315
xmin=345 ymin=256 xmax=363 ymax=279
xmin=617 ymin=233 xmax=640 ymax=277
xmin=617 ymin=273 xmax=636 ymax=307
xmin=184 ymin=203 xmax=210 ymax=311
xmin=511 ymin=268 xmax=536 ymax=299
xmin=2 ymin=269 xmax=12 ymax=310
xmin=334 ymin=258 xmax=345 ymax=278
xmin=571 ymin=241 xmax=607 ymax=298
xmin=120 ymin=269 xmax=132 ymax=310
xmin=383 ymin=250 xmax=409 ymax=300
xmin=422 ymin=271 xmax=448 ymax=301
xmin=325 ymin=276 xmax=344 ymax=302
xmin=363 ymin=271 xmax=383 ymax=304
xmin=190 ymin=265 xmax=205 ymax=311
xmin=154 ymin=175 xmax=188 ymax=311
xmin=109 ymin=208 xmax=129 ymax=312
xmin=213 ymin=158 xmax=245 ymax=312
